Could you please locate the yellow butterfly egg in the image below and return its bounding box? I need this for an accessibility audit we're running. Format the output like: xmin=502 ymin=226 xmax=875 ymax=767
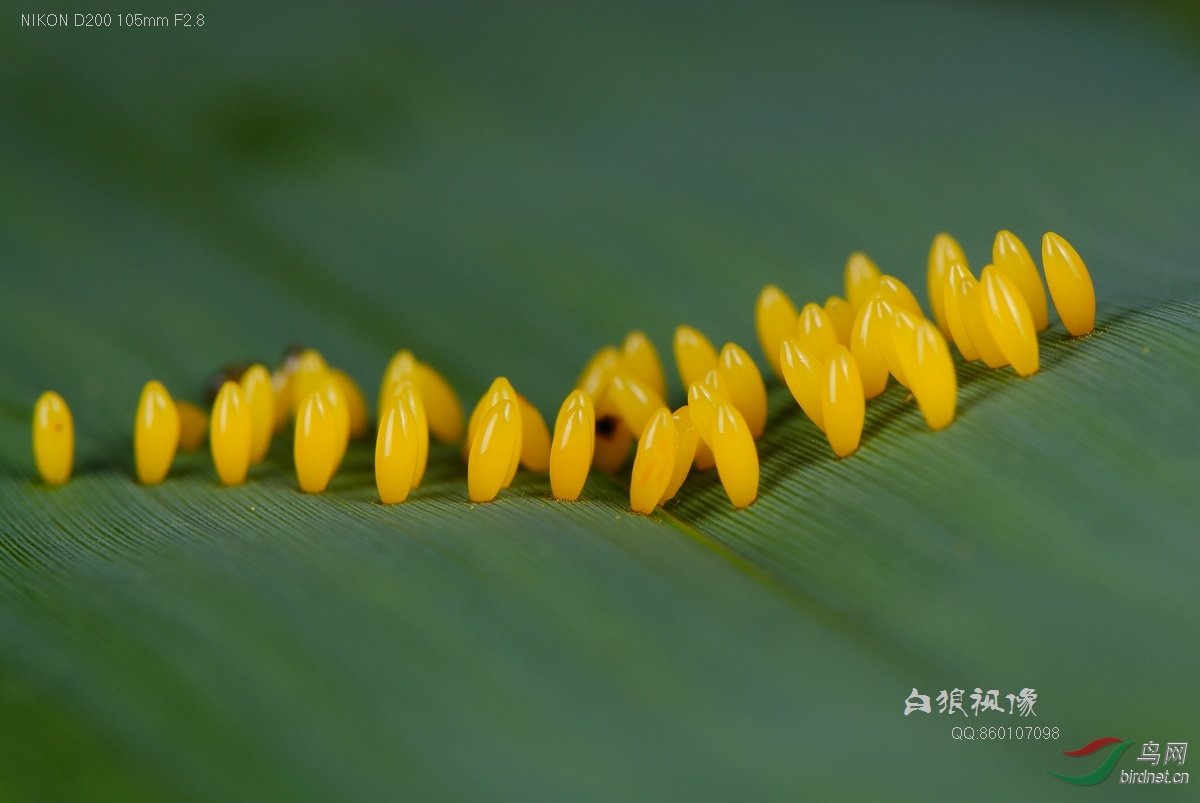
xmin=795 ymin=302 xmax=839 ymax=364
xmin=177 ymin=400 xmax=209 ymax=451
xmin=210 ymin=381 xmax=252 ymax=486
xmin=780 ymin=337 xmax=825 ymax=432
xmin=392 ymin=380 xmax=430 ymax=488
xmin=686 ymin=381 xmax=723 ymax=472
xmin=620 ymin=331 xmax=667 ymax=400
xmin=959 ymin=267 xmax=1010 ymax=368
xmin=239 ymin=364 xmax=275 ymax=464
xmin=294 ymin=392 xmax=337 ymax=494
xmin=32 ymin=391 xmax=73 ymax=486
xmin=468 ymin=400 xmax=520 ymax=503
xmin=463 ymin=377 xmax=519 ymax=462
xmin=895 ymin=320 xmax=957 ymax=431
xmin=377 ymin=349 xmax=416 ymax=425
xmin=1042 ymin=232 xmax=1096 ymax=337
xmin=848 ymin=295 xmax=893 ymax=399
xmin=755 ymin=284 xmax=799 ymax=381
xmin=331 ymin=369 xmax=368 ymax=440
xmin=993 ymin=230 xmax=1049 ymax=332
xmin=375 ymin=395 xmax=420 ymax=504
xmin=717 ymin=342 xmax=767 ymax=439
xmin=927 ymin=233 xmax=967 ymax=339
xmin=517 ymin=395 xmax=552 ymax=472
xmin=943 ymin=263 xmax=981 ymax=362
xmin=884 ymin=309 xmax=919 ymax=388
xmin=981 ymin=266 xmax=1040 ymax=377
xmin=844 ymin=251 xmax=882 ymax=311
xmin=821 ymin=346 xmax=865 ymax=458
xmin=550 ymin=390 xmax=595 ymax=501
xmin=575 ymin=345 xmax=620 ymax=401
xmin=414 ymin=362 xmax=464 ymax=444
xmin=134 ymin=380 xmax=180 ymax=485
xmin=711 ymin=402 xmax=759 ymax=509
xmin=823 ymin=296 xmax=855 ymax=346
xmin=312 ymin=372 xmax=351 ymax=474
xmin=673 ymin=325 xmax=719 ymax=391
xmin=629 ymin=408 xmax=678 ymax=515
xmin=659 ymin=406 xmax=700 ymax=504
xmin=270 ymin=369 xmax=292 ymax=433
xmin=606 ymin=372 xmax=668 ymax=436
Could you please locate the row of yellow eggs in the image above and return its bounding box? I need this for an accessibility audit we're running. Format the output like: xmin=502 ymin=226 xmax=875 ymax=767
xmin=30 ymin=230 xmax=1095 ymax=513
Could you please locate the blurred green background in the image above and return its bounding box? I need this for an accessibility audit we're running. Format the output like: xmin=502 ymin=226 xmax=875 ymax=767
xmin=1 ymin=1 xmax=1198 ymax=800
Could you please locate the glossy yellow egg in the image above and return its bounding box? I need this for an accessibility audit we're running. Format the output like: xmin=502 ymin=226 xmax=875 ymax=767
xmin=294 ymin=392 xmax=337 ymax=493
xmin=239 ymin=364 xmax=274 ymax=464
xmin=391 ymin=380 xmax=430 ymax=488
xmin=943 ymin=263 xmax=981 ymax=361
xmin=895 ymin=320 xmax=957 ymax=431
xmin=1042 ymin=232 xmax=1096 ymax=336
xmin=415 ymin=362 xmax=464 ymax=443
xmin=375 ymin=396 xmax=419 ymax=504
xmin=134 ymin=380 xmax=180 ymax=485
xmin=959 ymin=267 xmax=1010 ymax=368
xmin=795 ymin=302 xmax=839 ymax=364
xmin=211 ymin=381 xmax=252 ymax=486
xmin=821 ymin=346 xmax=865 ymax=458
xmin=330 ymin=368 xmax=368 ymax=439
xmin=550 ymin=390 xmax=595 ymax=501
xmin=517 ymin=395 xmax=551 ymax=472
xmin=621 ymin=331 xmax=667 ymax=400
xmin=844 ymin=251 xmax=882 ymax=311
xmin=848 ymin=295 xmax=893 ymax=399
xmin=927 ymin=233 xmax=968 ymax=340
xmin=177 ymin=400 xmax=208 ymax=451
xmin=606 ymin=372 xmax=668 ymax=436
xmin=660 ymin=406 xmax=699 ymax=504
xmin=575 ymin=345 xmax=620 ymax=401
xmin=33 ymin=391 xmax=73 ymax=485
xmin=711 ymin=402 xmax=758 ymax=509
xmin=377 ymin=349 xmax=416 ymax=424
xmin=823 ymin=296 xmax=855 ymax=346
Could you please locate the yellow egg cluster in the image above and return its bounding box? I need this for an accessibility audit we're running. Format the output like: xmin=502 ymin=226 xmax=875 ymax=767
xmin=30 ymin=231 xmax=1096 ymax=515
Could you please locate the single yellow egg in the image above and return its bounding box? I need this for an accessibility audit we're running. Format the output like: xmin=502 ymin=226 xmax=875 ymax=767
xmin=980 ymin=266 xmax=1039 ymax=377
xmin=959 ymin=267 xmax=1010 ymax=368
xmin=927 ymin=233 xmax=968 ymax=340
xmin=550 ymin=390 xmax=595 ymax=501
xmin=1042 ymin=232 xmax=1096 ymax=337
xmin=415 ymin=362 xmax=464 ymax=443
xmin=795 ymin=302 xmax=839 ymax=364
xmin=32 ymin=391 xmax=73 ymax=485
xmin=630 ymin=408 xmax=678 ymax=515
xmin=134 ymin=380 xmax=180 ymax=485
xmin=468 ymin=400 xmax=520 ymax=503
xmin=375 ymin=395 xmax=419 ymax=504
xmin=606 ymin=372 xmax=668 ymax=436
xmin=463 ymin=376 xmax=520 ymax=461
xmin=239 ymin=364 xmax=275 ymax=464
xmin=270 ymin=369 xmax=292 ymax=433
xmin=823 ymin=296 xmax=855 ymax=346
xmin=210 ymin=381 xmax=252 ymax=486
xmin=844 ymin=251 xmax=882 ymax=311
xmin=673 ymin=325 xmax=719 ymax=391
xmin=711 ymin=402 xmax=758 ymax=509
xmin=517 ymin=395 xmax=551 ymax=472
xmin=943 ymin=263 xmax=981 ymax=362
xmin=717 ymin=342 xmax=767 ymax=439
xmin=993 ymin=230 xmax=1049 ymax=332
xmin=895 ymin=320 xmax=957 ymax=431
xmin=312 ymin=372 xmax=351 ymax=474
xmin=177 ymin=400 xmax=209 ymax=451
xmin=755 ymin=284 xmax=799 ymax=380
xmin=660 ymin=406 xmax=700 ymax=504
xmin=620 ymin=331 xmax=667 ymax=400
xmin=294 ymin=392 xmax=337 ymax=493
xmin=849 ymin=295 xmax=893 ymax=399
xmin=821 ymin=346 xmax=865 ymax=458
xmin=780 ymin=337 xmax=824 ymax=431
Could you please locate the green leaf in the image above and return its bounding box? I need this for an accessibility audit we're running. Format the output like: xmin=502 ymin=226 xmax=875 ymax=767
xmin=1 ymin=3 xmax=1198 ymax=800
